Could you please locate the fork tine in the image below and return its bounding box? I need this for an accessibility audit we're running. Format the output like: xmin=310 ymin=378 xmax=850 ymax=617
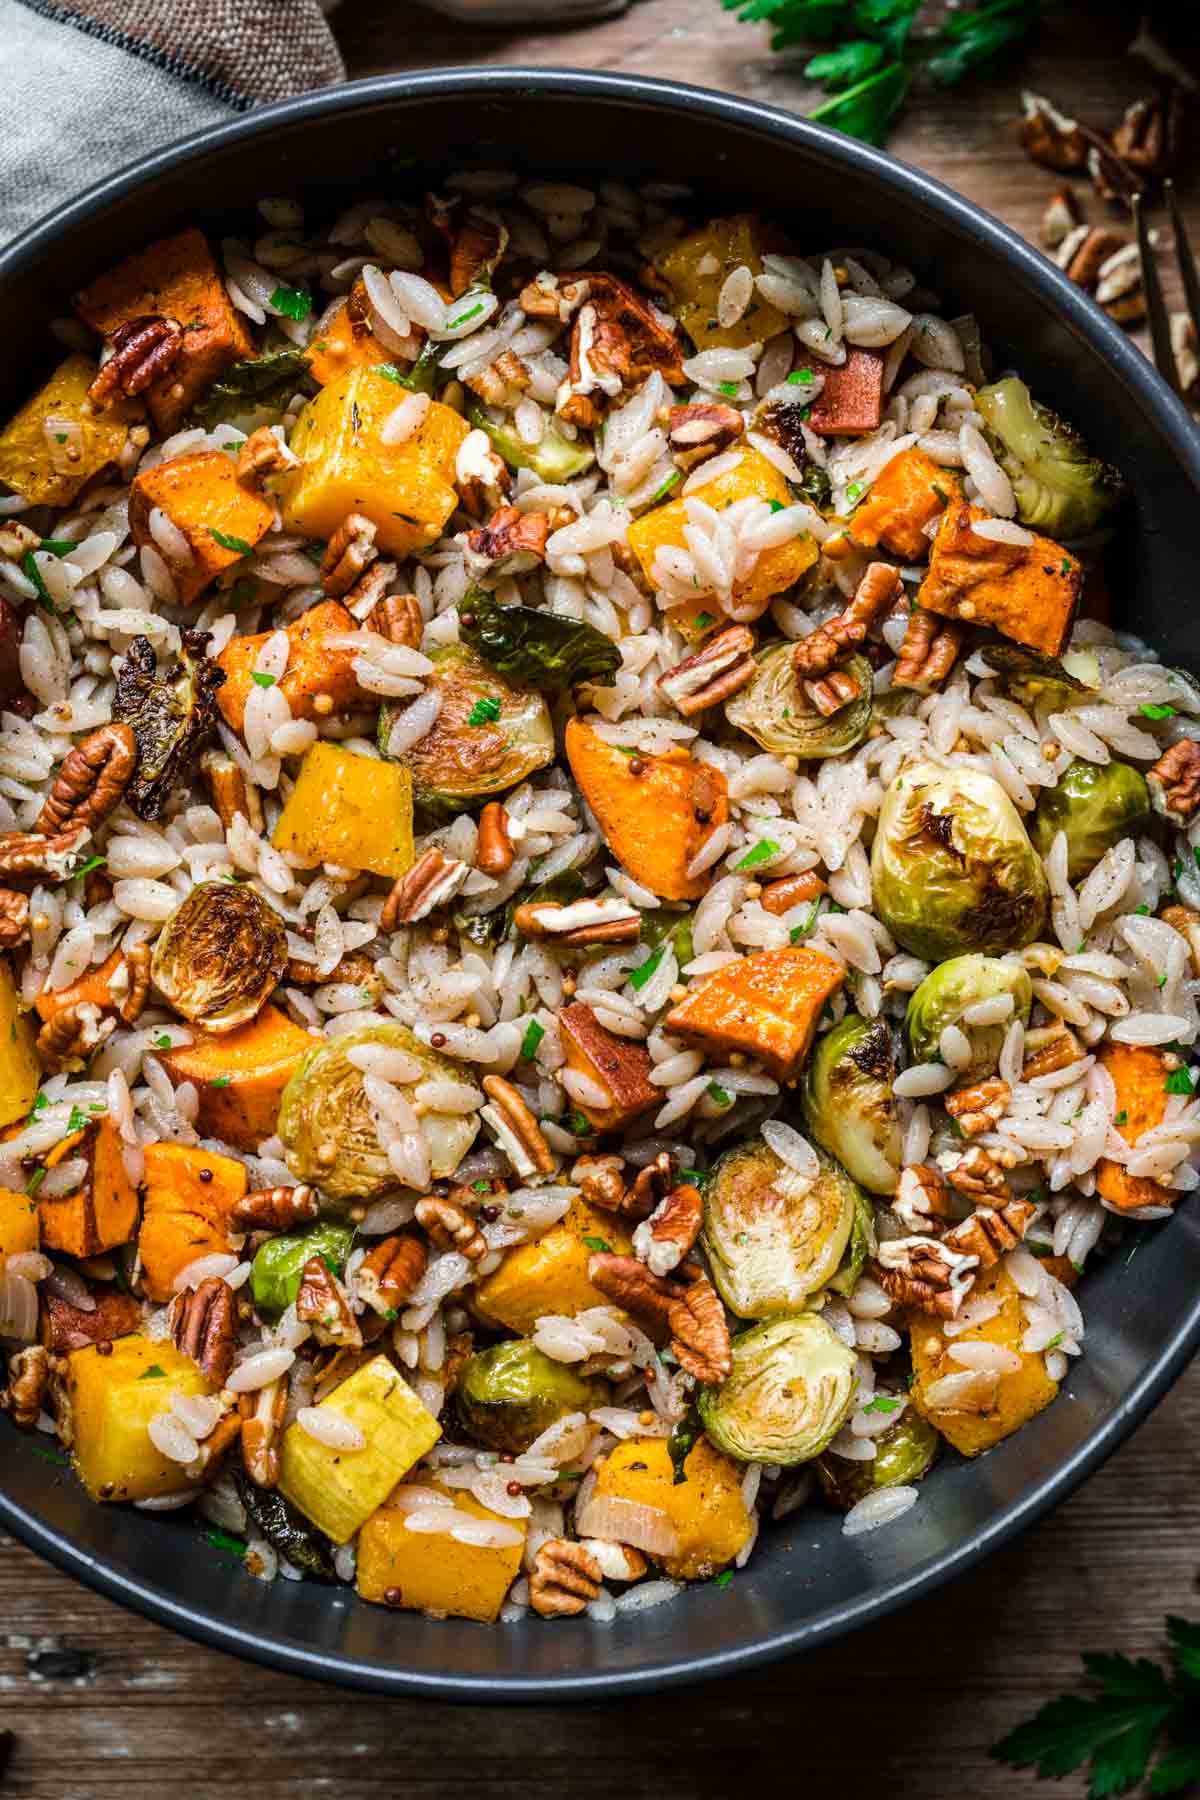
xmin=1133 ymin=190 xmax=1178 ymax=393
xmin=1165 ymin=179 xmax=1200 ymax=373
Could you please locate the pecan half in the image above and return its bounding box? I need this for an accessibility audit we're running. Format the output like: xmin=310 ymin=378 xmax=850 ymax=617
xmin=803 ymin=664 xmax=865 ymax=719
xmin=1066 ymin=226 xmax=1128 ymax=290
xmin=1018 ymin=92 xmax=1087 ymax=172
xmin=666 ymin=402 xmax=744 ymax=473
xmin=518 ymin=274 xmax=590 ymax=325
xmin=1 ymin=1346 xmax=50 ymax=1428
xmin=475 ymin=802 xmax=513 ymax=876
xmin=874 ymin=1235 xmax=978 ymax=1319
xmin=668 ymin=1270 xmax=731 ymax=1385
xmin=168 ymin=1277 xmax=237 ymax=1386
xmin=118 ymin=943 xmax=151 ymax=1025
xmin=1147 ymin=739 xmax=1200 ymax=826
xmin=448 ymin=208 xmax=509 ymax=297
xmin=36 ymin=1001 xmax=115 ymax=1075
xmin=231 ymin=1184 xmax=319 ymax=1233
xmin=1172 ymin=312 xmax=1199 ymax=404
xmin=627 ymin=1151 xmax=679 ymax=1222
xmin=189 ymin=1412 xmax=242 ymax=1481
xmin=357 ymin=1232 xmax=428 ymax=1314
xmin=512 ymin=896 xmax=640 ymax=947
xmin=530 ymin=1538 xmax=602 ymax=1617
xmin=893 ymin=1163 xmax=960 ymax=1234
xmin=201 ymin=749 xmax=265 ymax=835
xmin=36 ymin=723 xmax=137 ymax=838
xmin=944 ymin=1193 xmax=1038 ymax=1267
xmin=1021 ymin=1023 xmax=1083 ymax=1082
xmin=0 ymin=889 xmax=29 ymax=948
xmin=480 ymin=1073 xmax=556 ymax=1178
xmin=588 ymin=1251 xmax=727 ymax=1377
xmin=0 ymin=826 xmax=87 ymax=881
xmin=571 ymin=1152 xmax=628 ymax=1216
xmin=320 ymin=513 xmax=378 ymax=597
xmin=945 ymin=1146 xmax=1010 ymax=1202
xmin=236 ymin=425 xmax=296 ymax=485
xmin=465 ymin=349 xmax=531 ymax=408
xmin=296 ymin=1257 xmax=362 ymax=1348
xmin=656 ymin=625 xmax=756 ymax=718
xmin=791 ymin=562 xmax=903 ymax=681
xmin=464 ymin=506 xmax=551 ymax=584
xmin=759 ymin=871 xmax=827 ymax=917
xmin=1040 ymin=187 xmax=1082 ymax=249
xmin=893 ymin=610 xmax=964 ymax=693
xmin=944 ymin=1076 xmax=1010 ymax=1138
xmin=1161 ymin=905 xmax=1200 ymax=979
xmin=557 ymin=274 xmax=684 ymax=427
xmin=365 ymin=592 xmax=424 ymax=648
xmin=633 ymin=1183 xmax=703 ymax=1277
xmin=1111 ymin=90 xmax=1184 ymax=178
xmin=381 ymin=847 xmax=471 ymax=930
xmin=88 ymin=314 xmax=183 ymax=406
xmin=414 ymin=1195 xmax=486 ymax=1262
xmin=239 ymin=1376 xmax=287 ymax=1487
xmin=588 ymin=1251 xmax=677 ymax=1339
xmin=285 ymin=944 xmax=380 ymax=996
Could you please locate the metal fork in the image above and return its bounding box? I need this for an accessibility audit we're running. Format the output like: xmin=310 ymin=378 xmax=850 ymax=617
xmin=1133 ymin=179 xmax=1200 ymax=399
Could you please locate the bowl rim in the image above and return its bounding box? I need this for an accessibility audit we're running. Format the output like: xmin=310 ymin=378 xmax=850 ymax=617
xmin=2 ymin=64 xmax=1199 ymax=1701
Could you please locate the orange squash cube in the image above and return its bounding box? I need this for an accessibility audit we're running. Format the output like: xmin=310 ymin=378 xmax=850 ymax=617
xmin=1094 ymin=1042 xmax=1174 ymax=1214
xmin=216 ymin=598 xmax=366 ymax=735
xmin=850 ymin=447 xmax=960 ymax=561
xmin=0 ymin=353 xmax=137 ymax=508
xmin=37 ymin=1116 xmax=139 ymax=1259
xmin=909 ymin=1264 xmax=1059 ymax=1456
xmin=666 ymin=945 xmax=845 ymax=1082
xmin=305 ymin=282 xmax=397 ymax=387
xmin=158 ymin=1004 xmax=316 ymax=1152
xmin=654 ymin=214 xmax=789 ymax=353
xmin=558 ymin=1002 xmax=660 ymax=1133
xmin=129 ymin=449 xmax=274 ymax=603
xmin=357 ymin=1483 xmax=526 ymax=1622
xmin=917 ymin=499 xmax=1082 ymax=657
xmin=138 ymin=1141 xmax=248 ymax=1303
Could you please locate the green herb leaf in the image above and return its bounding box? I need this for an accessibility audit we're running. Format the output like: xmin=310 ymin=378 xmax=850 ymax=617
xmin=155 ymin=1034 xmax=172 ymax=1050
xmin=707 ymin=1081 xmax=733 ymax=1107
xmin=693 ymin=610 xmax=717 ymax=629
xmin=192 ymin=347 xmax=307 ymax=428
xmin=25 ymin=1167 xmax=46 ymax=1197
xmin=520 ymin=1019 xmax=545 ymax=1060
xmin=21 ymin=551 xmax=58 ymax=615
xmin=210 ymin=528 xmax=254 ymax=556
xmin=65 ymin=1104 xmax=92 ymax=1136
xmin=712 ymin=1569 xmax=734 ymax=1589
xmin=1114 ymin=1111 xmax=1128 ymax=1126
xmin=467 ymin=696 xmax=503 ymax=727
xmin=651 ymin=470 xmax=683 ymax=502
xmin=862 ymin=1395 xmax=901 ymax=1415
xmin=564 ymin=1107 xmax=595 ymax=1137
xmin=668 ymin=1407 xmax=702 ymax=1484
xmin=205 ymin=1528 xmax=248 ymax=1558
xmin=805 ymin=38 xmax=886 ymax=87
xmin=250 ymin=671 xmax=277 ymax=689
xmin=808 ymin=59 xmax=912 ymax=147
xmin=718 ymin=380 xmax=740 ymax=397
xmin=459 ymin=591 xmax=620 ymax=691
xmin=628 ymin=946 xmax=666 ymax=993
xmin=211 ymin=1075 xmax=232 ymax=1088
xmin=1140 ymin=703 xmax=1177 ymax=719
xmin=59 ymin=853 xmax=106 ymax=886
xmin=270 ymin=285 xmax=310 ymax=321
xmin=38 ymin=538 xmax=78 ymax=555
xmin=138 ymin=1364 xmax=168 ymax=1380
xmin=734 ymin=838 xmax=780 ymax=870
xmin=1165 ymin=1067 xmax=1194 ymax=1096
xmin=582 ymin=1234 xmax=613 ymax=1255
xmin=787 ymin=368 xmax=815 ymax=386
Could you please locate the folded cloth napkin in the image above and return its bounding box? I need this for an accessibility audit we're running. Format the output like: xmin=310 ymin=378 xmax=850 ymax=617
xmin=0 ymin=0 xmax=345 ymax=244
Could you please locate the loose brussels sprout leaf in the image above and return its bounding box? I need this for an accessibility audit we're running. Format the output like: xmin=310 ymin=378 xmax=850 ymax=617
xmin=193 ymin=348 xmax=310 ymax=430
xmin=467 ymin=401 xmax=595 ymax=482
xmin=815 ymin=1405 xmax=939 ymax=1509
xmin=976 ymin=377 xmax=1125 ymax=539
xmin=699 ymin=1314 xmax=856 ymax=1465
xmin=640 ymin=907 xmax=694 ymax=971
xmin=726 ymin=643 xmax=872 ymax=760
xmin=113 ymin=628 xmax=226 ymax=820
xmin=871 ymin=759 xmax=1049 ymax=962
xmin=233 ymin=1470 xmax=336 ymax=1579
xmin=457 ymin=868 xmax=587 ymax=950
xmin=394 ymin=338 xmax=454 ymax=396
xmin=703 ymin=1135 xmax=857 ymax=1318
xmin=827 ymin=1188 xmax=876 ymax=1298
xmin=278 ymin=1022 xmax=480 ymax=1202
xmin=150 ymin=880 xmax=288 ymax=1032
xmin=454 ymin=1340 xmax=604 ymax=1454
xmin=668 ymin=1406 xmax=704 ymax=1485
xmin=981 ymin=642 xmax=1098 ymax=710
xmin=905 ymin=954 xmax=1033 ymax=1082
xmin=459 ymin=590 xmax=620 ymax=690
xmin=379 ymin=643 xmax=553 ymax=813
xmin=250 ymin=1221 xmax=355 ymax=1319
xmin=801 ymin=1016 xmax=902 ymax=1196
xmin=1030 ymin=758 xmax=1150 ymax=883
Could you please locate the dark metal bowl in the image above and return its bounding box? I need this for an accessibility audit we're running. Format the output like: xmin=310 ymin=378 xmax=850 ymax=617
xmin=2 ymin=68 xmax=1198 ymax=1700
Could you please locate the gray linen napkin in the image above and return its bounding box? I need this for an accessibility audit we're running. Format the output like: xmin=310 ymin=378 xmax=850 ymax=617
xmin=0 ymin=0 xmax=345 ymax=244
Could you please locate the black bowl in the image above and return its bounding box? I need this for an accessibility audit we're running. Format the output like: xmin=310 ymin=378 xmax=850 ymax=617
xmin=2 ymin=68 xmax=1199 ymax=1700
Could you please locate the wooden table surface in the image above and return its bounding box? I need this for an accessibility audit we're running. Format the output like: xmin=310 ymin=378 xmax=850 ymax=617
xmin=3 ymin=5 xmax=1198 ymax=1795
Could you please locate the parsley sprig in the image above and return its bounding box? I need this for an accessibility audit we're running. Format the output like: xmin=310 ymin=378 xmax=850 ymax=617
xmin=721 ymin=0 xmax=1044 ymax=147
xmin=991 ymin=1615 xmax=1200 ymax=1797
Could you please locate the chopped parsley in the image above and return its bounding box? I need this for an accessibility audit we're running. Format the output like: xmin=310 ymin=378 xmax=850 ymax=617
xmin=375 ymin=364 xmax=409 ymax=384
xmin=1140 ymin=702 xmax=1177 ymax=719
xmin=734 ymin=838 xmax=780 ymax=871
xmin=210 ymin=528 xmax=254 ymax=555
xmin=1165 ymin=1066 xmax=1194 ymax=1095
xmin=65 ymin=1105 xmax=92 ymax=1136
xmin=269 ymin=285 xmax=310 ymax=320
xmin=137 ymin=1364 xmax=168 ymax=1380
xmin=154 ymin=1034 xmax=173 ymax=1050
xmin=707 ymin=1081 xmax=733 ymax=1107
xmin=211 ymin=1076 xmax=232 ymax=1088
xmin=651 ymin=470 xmax=682 ymax=502
xmin=1045 ymin=1332 xmax=1064 ymax=1351
xmin=1135 ymin=903 xmax=1151 ymax=916
xmin=21 ymin=551 xmax=57 ymax=615
xmin=564 ymin=1108 xmax=595 ymax=1137
xmin=204 ymin=1528 xmax=248 ymax=1558
xmin=519 ymin=1019 xmax=545 ymax=1060
xmin=467 ymin=697 xmax=502 ymax=726
xmin=250 ymin=670 xmax=277 ymax=688
xmin=38 ymin=538 xmax=78 ymax=556
xmin=767 ymin=499 xmax=785 ymax=513
xmin=1114 ymin=1110 xmax=1128 ymax=1126
xmin=712 ymin=1570 xmax=734 ymax=1589
xmin=787 ymin=368 xmax=815 ymax=386
xmin=1060 ymin=556 xmax=1072 ymax=575
xmin=862 ymin=1395 xmax=901 ymax=1415
xmin=449 ymin=301 xmax=485 ymax=328
xmin=845 ymin=481 xmax=864 ymax=502
xmin=25 ymin=1167 xmax=46 ymax=1197
xmin=63 ymin=854 xmax=107 ymax=884
xmin=628 ymin=946 xmax=666 ymax=992
xmin=472 ymin=1179 xmax=490 ymax=1193
xmin=582 ymin=1235 xmax=613 ymax=1254
xmin=694 ymin=611 xmax=716 ymax=629
xmin=718 ymin=380 xmax=740 ymax=397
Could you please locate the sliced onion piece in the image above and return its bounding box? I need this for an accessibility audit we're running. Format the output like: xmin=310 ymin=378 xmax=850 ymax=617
xmin=573 ymin=1491 xmax=681 ymax=1558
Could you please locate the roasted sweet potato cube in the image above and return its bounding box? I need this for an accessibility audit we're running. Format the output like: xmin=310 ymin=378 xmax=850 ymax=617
xmin=665 ymin=946 xmax=845 ymax=1082
xmin=0 ymin=353 xmax=137 ymax=507
xmin=41 ymin=1285 xmax=141 ymax=1355
xmin=74 ymin=228 xmax=256 ymax=433
xmin=558 ymin=1002 xmax=660 ymax=1132
xmin=850 ymin=447 xmax=960 ymax=561
xmin=129 ymin=449 xmax=274 ymax=604
xmin=157 ymin=1004 xmax=315 ymax=1152
xmin=806 ymin=349 xmax=885 ymax=436
xmin=37 ymin=1116 xmax=139 ymax=1259
xmin=1094 ymin=1042 xmax=1174 ymax=1214
xmin=917 ymin=499 xmax=1082 ymax=657
xmin=305 ymin=281 xmax=397 ymax=388
xmin=216 ymin=598 xmax=365 ymax=735
xmin=138 ymin=1141 xmax=248 ymax=1303
xmin=34 ymin=946 xmax=127 ymax=1026
xmin=474 ymin=1197 xmax=633 ymax=1335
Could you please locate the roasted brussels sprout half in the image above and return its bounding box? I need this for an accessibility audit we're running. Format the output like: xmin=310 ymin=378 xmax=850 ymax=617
xmin=379 ymin=643 xmax=553 ymax=813
xmin=459 ymin=590 xmax=620 ymax=690
xmin=250 ymin=1221 xmax=356 ymax=1319
xmin=980 ymin=642 xmax=1100 ymax=710
xmin=976 ymin=377 xmax=1125 ymax=539
xmin=233 ymin=1470 xmax=336 ymax=1579
xmin=703 ymin=1136 xmax=858 ymax=1318
xmin=454 ymin=1340 xmax=604 ymax=1454
xmin=113 ymin=628 xmax=226 ymax=820
xmin=1030 ymin=758 xmax=1150 ymax=883
xmin=725 ymin=643 xmax=872 ymax=760
xmin=904 ymin=954 xmax=1033 ymax=1080
xmin=814 ymin=1405 xmax=939 ymax=1510
xmin=871 ymin=760 xmax=1049 ymax=962
xmin=278 ymin=1022 xmax=480 ymax=1202
xmin=150 ymin=880 xmax=287 ymax=1032
xmin=698 ymin=1314 xmax=856 ymax=1465
xmin=827 ymin=1188 xmax=876 ymax=1298
xmin=467 ymin=400 xmax=595 ymax=482
xmin=801 ymin=1016 xmax=902 ymax=1196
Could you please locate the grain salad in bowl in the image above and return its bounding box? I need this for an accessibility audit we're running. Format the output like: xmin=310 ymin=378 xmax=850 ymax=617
xmin=0 ymin=174 xmax=1194 ymax=1629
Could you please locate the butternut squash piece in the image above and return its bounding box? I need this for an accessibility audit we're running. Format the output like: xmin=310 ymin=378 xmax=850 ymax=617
xmin=68 ymin=1335 xmax=216 ymax=1502
xmin=564 ymin=716 xmax=728 ymax=903
xmin=38 ymin=1115 xmax=138 ymax=1259
xmin=305 ymin=281 xmax=396 ymax=387
xmin=157 ymin=1004 xmax=315 ymax=1151
xmin=74 ymin=227 xmax=256 ymax=433
xmin=917 ymin=499 xmax=1082 ymax=657
xmin=278 ymin=1354 xmax=441 ymax=1543
xmin=272 ymin=741 xmax=414 ymax=878
xmin=909 ymin=1263 xmax=1059 ymax=1457
xmin=850 ymin=447 xmax=960 ymax=561
xmin=558 ymin=1002 xmax=660 ymax=1132
xmin=592 ymin=1437 xmax=752 ymax=1579
xmin=627 ymin=447 xmax=819 ymax=619
xmin=216 ymin=598 xmax=365 ymax=735
xmin=129 ymin=449 xmax=274 ymax=604
xmin=276 ymin=366 xmax=469 ymax=557
xmin=474 ymin=1197 xmax=633 ymax=1336
xmin=138 ymin=1141 xmax=248 ymax=1303
xmin=0 ymin=955 xmax=39 ymax=1129
xmin=0 ymin=1185 xmax=39 ymax=1257
xmin=357 ymin=1483 xmax=526 ymax=1622
xmin=0 ymin=353 xmax=136 ymax=507
xmin=806 ymin=349 xmax=885 ymax=436
xmin=35 ymin=946 xmax=127 ymax=1026
xmin=1094 ymin=1041 xmax=1173 ymax=1214
xmin=654 ymin=215 xmax=788 ymax=352
xmin=666 ymin=945 xmax=845 ymax=1082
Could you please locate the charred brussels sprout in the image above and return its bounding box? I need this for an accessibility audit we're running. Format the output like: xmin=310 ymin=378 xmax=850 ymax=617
xmin=278 ymin=1022 xmax=480 ymax=1202
xmin=113 ymin=628 xmax=225 ymax=820
xmin=703 ymin=1136 xmax=858 ymax=1318
xmin=1030 ymin=759 xmax=1150 ymax=882
xmin=233 ymin=1471 xmax=336 ymax=1579
xmin=250 ymin=1221 xmax=355 ymax=1319
xmin=827 ymin=1188 xmax=876 ymax=1298
xmin=981 ymin=642 xmax=1100 ymax=710
xmin=194 ymin=349 xmax=309 ymax=431
xmin=150 ymin=880 xmax=287 ymax=1032
xmin=725 ymin=643 xmax=872 ymax=760
xmin=976 ymin=377 xmax=1125 ymax=539
xmin=454 ymin=1340 xmax=604 ymax=1454
xmin=801 ymin=1016 xmax=901 ymax=1196
xmin=379 ymin=643 xmax=553 ymax=813
xmin=698 ymin=1314 xmax=856 ymax=1465
xmin=459 ymin=591 xmax=619 ymax=690
xmin=904 ymin=955 xmax=1033 ymax=1080
xmin=815 ymin=1405 xmax=938 ymax=1509
xmin=871 ymin=760 xmax=1048 ymax=962
xmin=467 ymin=400 xmax=594 ymax=483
